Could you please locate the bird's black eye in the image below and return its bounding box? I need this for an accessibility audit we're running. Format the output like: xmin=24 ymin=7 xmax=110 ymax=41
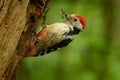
xmin=74 ymin=18 xmax=77 ymax=21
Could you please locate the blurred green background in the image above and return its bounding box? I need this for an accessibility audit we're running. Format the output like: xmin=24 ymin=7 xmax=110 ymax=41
xmin=17 ymin=0 xmax=120 ymax=80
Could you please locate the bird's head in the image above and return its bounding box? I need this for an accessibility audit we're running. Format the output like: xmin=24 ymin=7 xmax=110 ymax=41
xmin=70 ymin=14 xmax=86 ymax=30
xmin=61 ymin=10 xmax=86 ymax=31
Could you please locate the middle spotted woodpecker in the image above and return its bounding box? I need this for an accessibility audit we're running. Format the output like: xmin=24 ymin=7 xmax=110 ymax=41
xmin=25 ymin=10 xmax=86 ymax=57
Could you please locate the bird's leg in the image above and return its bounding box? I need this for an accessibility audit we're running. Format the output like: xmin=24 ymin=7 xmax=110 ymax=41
xmin=24 ymin=27 xmax=37 ymax=57
xmin=31 ymin=27 xmax=37 ymax=36
xmin=24 ymin=37 xmax=37 ymax=57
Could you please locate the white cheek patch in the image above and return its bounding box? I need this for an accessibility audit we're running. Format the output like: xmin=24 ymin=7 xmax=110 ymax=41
xmin=75 ymin=21 xmax=83 ymax=30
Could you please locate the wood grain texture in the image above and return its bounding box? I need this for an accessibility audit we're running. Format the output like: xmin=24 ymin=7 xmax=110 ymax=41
xmin=0 ymin=0 xmax=49 ymax=79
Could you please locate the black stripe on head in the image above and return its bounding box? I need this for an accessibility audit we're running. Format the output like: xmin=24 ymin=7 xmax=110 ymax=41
xmin=67 ymin=27 xmax=81 ymax=35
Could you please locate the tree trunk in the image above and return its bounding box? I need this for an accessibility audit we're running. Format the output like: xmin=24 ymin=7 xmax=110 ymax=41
xmin=0 ymin=0 xmax=49 ymax=80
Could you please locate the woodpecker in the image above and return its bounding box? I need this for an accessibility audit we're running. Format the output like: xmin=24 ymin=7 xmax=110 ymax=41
xmin=25 ymin=10 xmax=86 ymax=57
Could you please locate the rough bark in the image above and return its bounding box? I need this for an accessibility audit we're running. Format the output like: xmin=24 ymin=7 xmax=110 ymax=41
xmin=0 ymin=0 xmax=49 ymax=80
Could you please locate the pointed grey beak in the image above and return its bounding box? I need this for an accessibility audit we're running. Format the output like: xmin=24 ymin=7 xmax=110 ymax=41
xmin=61 ymin=9 xmax=71 ymax=20
xmin=61 ymin=9 xmax=73 ymax=25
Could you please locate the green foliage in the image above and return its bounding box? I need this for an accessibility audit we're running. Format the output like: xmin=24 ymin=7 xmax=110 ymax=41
xmin=17 ymin=0 xmax=120 ymax=80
